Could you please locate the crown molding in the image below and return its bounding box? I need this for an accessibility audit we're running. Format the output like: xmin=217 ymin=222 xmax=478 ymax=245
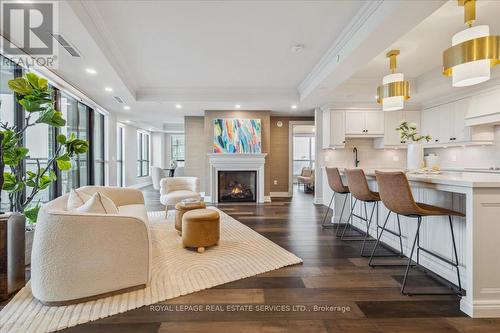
xmin=298 ymin=0 xmax=383 ymax=99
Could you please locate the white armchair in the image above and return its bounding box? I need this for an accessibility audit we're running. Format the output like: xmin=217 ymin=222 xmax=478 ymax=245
xmin=160 ymin=177 xmax=201 ymax=210
xmin=31 ymin=186 xmax=151 ymax=305
xmin=151 ymin=166 xmax=166 ymax=190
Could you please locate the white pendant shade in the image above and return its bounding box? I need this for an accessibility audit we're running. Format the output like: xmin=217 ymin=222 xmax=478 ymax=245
xmin=451 ymin=25 xmax=491 ymax=87
xmin=382 ymin=73 xmax=404 ymax=111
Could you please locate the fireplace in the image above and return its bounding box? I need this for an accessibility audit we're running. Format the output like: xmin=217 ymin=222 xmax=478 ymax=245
xmin=218 ymin=170 xmax=257 ymax=203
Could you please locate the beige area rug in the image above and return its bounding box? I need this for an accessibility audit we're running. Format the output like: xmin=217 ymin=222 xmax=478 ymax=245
xmin=0 ymin=208 xmax=302 ymax=333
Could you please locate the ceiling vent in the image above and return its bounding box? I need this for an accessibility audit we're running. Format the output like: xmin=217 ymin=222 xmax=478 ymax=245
xmin=113 ymin=96 xmax=124 ymax=104
xmin=51 ymin=33 xmax=81 ymax=57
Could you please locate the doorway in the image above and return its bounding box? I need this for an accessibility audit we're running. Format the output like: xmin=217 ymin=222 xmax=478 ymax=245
xmin=289 ymin=121 xmax=315 ymax=197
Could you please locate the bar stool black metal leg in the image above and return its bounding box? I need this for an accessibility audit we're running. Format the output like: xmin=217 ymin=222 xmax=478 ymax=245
xmin=368 ymin=211 xmax=390 ymax=267
xmin=449 ymin=216 xmax=462 ymax=293
xmin=397 ymin=214 xmax=404 ymax=255
xmin=340 ymin=198 xmax=357 ymax=238
xmin=360 ymin=201 xmax=376 ymax=256
xmin=401 ymin=217 xmax=422 ymax=295
xmin=337 ymin=193 xmax=348 ymax=228
xmin=321 ymin=192 xmax=335 ymax=228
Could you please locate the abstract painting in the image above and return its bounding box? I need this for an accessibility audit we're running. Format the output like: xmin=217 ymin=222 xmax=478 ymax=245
xmin=213 ymin=118 xmax=261 ymax=153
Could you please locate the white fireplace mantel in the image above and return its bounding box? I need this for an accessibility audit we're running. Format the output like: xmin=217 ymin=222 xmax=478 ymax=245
xmin=208 ymin=153 xmax=267 ymax=203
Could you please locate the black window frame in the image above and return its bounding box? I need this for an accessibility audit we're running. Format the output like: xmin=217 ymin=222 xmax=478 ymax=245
xmin=1 ymin=52 xmax=107 ymax=200
xmin=137 ymin=131 xmax=150 ymax=177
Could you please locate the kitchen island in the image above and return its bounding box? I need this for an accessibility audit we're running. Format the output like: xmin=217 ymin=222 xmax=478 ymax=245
xmin=328 ymin=168 xmax=500 ymax=318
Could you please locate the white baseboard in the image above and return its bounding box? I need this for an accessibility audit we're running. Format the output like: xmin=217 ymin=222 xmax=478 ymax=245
xmin=270 ymin=192 xmax=291 ymax=198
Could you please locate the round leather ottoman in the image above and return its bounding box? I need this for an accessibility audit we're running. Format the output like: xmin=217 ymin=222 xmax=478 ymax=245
xmin=175 ymin=201 xmax=206 ymax=234
xmin=182 ymin=209 xmax=220 ymax=253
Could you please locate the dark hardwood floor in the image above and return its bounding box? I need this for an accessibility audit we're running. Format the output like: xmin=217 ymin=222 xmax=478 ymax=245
xmin=6 ymin=186 xmax=500 ymax=332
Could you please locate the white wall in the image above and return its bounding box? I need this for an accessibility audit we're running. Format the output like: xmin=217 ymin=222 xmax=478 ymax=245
xmin=425 ymin=126 xmax=500 ymax=169
xmin=151 ymin=132 xmax=168 ymax=169
xmin=318 ymin=138 xmax=407 ymax=205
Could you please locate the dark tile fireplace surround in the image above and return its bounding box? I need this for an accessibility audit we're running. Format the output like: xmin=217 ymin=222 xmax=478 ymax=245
xmin=218 ymin=170 xmax=257 ymax=203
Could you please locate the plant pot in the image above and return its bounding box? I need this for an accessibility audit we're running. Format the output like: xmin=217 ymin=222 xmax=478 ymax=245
xmin=407 ymin=143 xmax=424 ymax=171
xmin=25 ymin=228 xmax=35 ymax=266
xmin=0 ymin=212 xmax=26 ymax=300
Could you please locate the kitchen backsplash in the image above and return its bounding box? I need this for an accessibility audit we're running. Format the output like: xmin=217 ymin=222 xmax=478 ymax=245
xmin=321 ymin=138 xmax=407 ymax=169
xmin=426 ymin=126 xmax=500 ymax=169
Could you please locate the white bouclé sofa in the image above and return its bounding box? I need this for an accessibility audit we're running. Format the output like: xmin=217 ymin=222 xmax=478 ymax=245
xmin=31 ymin=186 xmax=151 ymax=305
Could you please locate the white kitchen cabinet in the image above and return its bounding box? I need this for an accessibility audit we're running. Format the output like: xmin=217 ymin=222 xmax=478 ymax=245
xmin=365 ymin=112 xmax=384 ymax=135
xmin=322 ymin=110 xmax=345 ymax=149
xmin=345 ymin=111 xmax=366 ymax=135
xmin=374 ymin=111 xmax=421 ymax=148
xmin=420 ymin=100 xmax=494 ymax=146
xmin=345 ymin=111 xmax=384 ymax=136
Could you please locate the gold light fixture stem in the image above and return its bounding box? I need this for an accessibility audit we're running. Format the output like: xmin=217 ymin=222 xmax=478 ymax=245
xmin=459 ymin=0 xmax=476 ymax=27
xmin=386 ymin=50 xmax=400 ymax=74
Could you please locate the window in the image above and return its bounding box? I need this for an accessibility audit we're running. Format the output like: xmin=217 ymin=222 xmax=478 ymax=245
xmin=92 ymin=111 xmax=105 ymax=185
xmin=117 ymin=125 xmax=124 ymax=186
xmin=137 ymin=131 xmax=150 ymax=177
xmin=170 ymin=134 xmax=185 ymax=164
xmin=0 ymin=55 xmax=16 ymax=211
xmin=293 ymin=135 xmax=315 ymax=181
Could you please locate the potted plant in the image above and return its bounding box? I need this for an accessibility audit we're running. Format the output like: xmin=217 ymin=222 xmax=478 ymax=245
xmin=0 ymin=72 xmax=88 ymax=272
xmin=395 ymin=121 xmax=431 ymax=170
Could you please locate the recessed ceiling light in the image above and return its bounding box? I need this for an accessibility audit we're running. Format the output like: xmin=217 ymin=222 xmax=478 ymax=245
xmin=235 ymin=104 xmax=241 ymax=109
xmin=291 ymin=104 xmax=298 ymax=110
xmin=123 ymin=105 xmax=130 ymax=110
xmin=85 ymin=68 xmax=97 ymax=75
xmin=125 ymin=120 xmax=131 ymax=124
xmin=291 ymin=44 xmax=305 ymax=53
xmin=104 ymin=87 xmax=113 ymax=92
xmin=175 ymin=104 xmax=182 ymax=109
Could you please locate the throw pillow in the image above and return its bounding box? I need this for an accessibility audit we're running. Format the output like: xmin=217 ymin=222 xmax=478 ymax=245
xmin=67 ymin=189 xmax=92 ymax=211
xmin=75 ymin=192 xmax=119 ymax=214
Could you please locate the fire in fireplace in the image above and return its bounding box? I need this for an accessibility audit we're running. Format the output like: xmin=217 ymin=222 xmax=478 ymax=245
xmin=218 ymin=170 xmax=257 ymax=203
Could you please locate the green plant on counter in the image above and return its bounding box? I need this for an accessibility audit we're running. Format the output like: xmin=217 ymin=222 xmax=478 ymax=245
xmin=0 ymin=72 xmax=89 ymax=223
xmin=396 ymin=121 xmax=432 ymax=143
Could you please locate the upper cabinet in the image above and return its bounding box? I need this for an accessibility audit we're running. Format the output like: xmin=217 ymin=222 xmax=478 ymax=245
xmin=374 ymin=111 xmax=421 ymax=148
xmin=322 ymin=110 xmax=345 ymax=149
xmin=345 ymin=111 xmax=384 ymax=136
xmin=421 ymin=99 xmax=494 ymax=146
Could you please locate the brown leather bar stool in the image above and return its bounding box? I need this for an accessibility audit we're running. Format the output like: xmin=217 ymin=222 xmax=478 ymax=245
xmin=321 ymin=167 xmax=351 ymax=230
xmin=343 ymin=169 xmax=390 ymax=256
xmin=372 ymin=171 xmax=464 ymax=296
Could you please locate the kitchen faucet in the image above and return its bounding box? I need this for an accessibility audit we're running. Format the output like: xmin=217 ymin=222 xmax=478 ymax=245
xmin=353 ymin=147 xmax=360 ymax=167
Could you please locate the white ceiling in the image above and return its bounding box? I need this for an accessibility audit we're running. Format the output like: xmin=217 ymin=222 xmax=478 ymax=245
xmin=58 ymin=0 xmax=366 ymax=125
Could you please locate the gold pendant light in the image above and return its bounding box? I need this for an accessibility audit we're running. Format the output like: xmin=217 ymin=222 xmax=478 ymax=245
xmin=443 ymin=0 xmax=500 ymax=87
xmin=376 ymin=50 xmax=410 ymax=111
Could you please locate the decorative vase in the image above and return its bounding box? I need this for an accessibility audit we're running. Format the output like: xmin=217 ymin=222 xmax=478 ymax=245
xmin=407 ymin=143 xmax=424 ymax=171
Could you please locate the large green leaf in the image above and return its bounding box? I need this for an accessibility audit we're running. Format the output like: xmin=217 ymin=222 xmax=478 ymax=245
xmin=56 ymin=154 xmax=72 ymax=170
xmin=24 ymin=205 xmax=41 ymax=225
xmin=38 ymin=169 xmax=57 ymax=189
xmin=19 ymin=98 xmax=42 ymax=112
xmin=3 ymin=146 xmax=29 ymax=166
xmin=8 ymin=78 xmax=33 ymax=95
xmin=2 ymin=172 xmax=24 ymax=193
xmin=56 ymin=134 xmax=67 ymax=144
xmin=36 ymin=108 xmax=66 ymax=127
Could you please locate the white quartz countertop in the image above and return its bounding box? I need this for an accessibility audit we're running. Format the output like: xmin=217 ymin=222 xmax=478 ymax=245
xmin=336 ymin=168 xmax=500 ymax=188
